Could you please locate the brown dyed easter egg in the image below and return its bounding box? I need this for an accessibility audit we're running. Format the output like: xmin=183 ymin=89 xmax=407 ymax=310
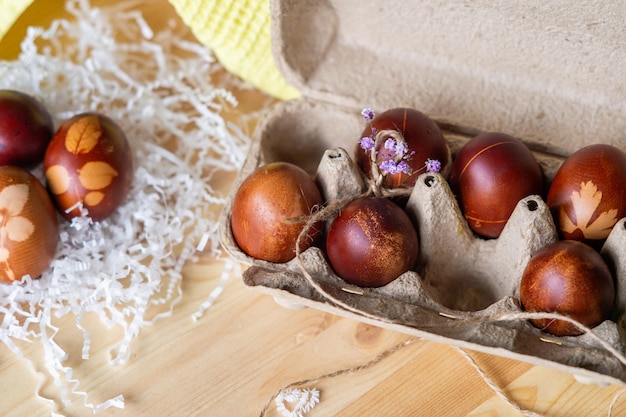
xmin=449 ymin=132 xmax=544 ymax=238
xmin=0 ymin=90 xmax=53 ymax=168
xmin=43 ymin=113 xmax=133 ymax=221
xmin=326 ymin=197 xmax=418 ymax=287
xmin=0 ymin=166 xmax=58 ymax=283
xmin=547 ymin=144 xmax=626 ymax=247
xmin=356 ymin=107 xmax=449 ymax=188
xmin=231 ymin=162 xmax=324 ymax=263
xmin=519 ymin=240 xmax=614 ymax=336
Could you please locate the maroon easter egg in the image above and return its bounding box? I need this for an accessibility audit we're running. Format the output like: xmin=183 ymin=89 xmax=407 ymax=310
xmin=449 ymin=132 xmax=544 ymax=238
xmin=326 ymin=197 xmax=418 ymax=287
xmin=0 ymin=90 xmax=53 ymax=168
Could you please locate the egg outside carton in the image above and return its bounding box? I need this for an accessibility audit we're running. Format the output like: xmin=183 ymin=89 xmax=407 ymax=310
xmin=218 ymin=101 xmax=626 ymax=387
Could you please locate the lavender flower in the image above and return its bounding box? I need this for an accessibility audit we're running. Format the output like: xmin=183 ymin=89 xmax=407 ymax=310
xmin=379 ymin=159 xmax=398 ymax=174
xmin=383 ymin=138 xmax=409 ymax=157
xmin=379 ymin=160 xmax=411 ymax=175
xmin=394 ymin=140 xmax=408 ymax=157
xmin=425 ymin=158 xmax=442 ymax=173
xmin=396 ymin=160 xmax=411 ymax=175
xmin=361 ymin=107 xmax=375 ymax=122
xmin=360 ymin=136 xmax=375 ymax=150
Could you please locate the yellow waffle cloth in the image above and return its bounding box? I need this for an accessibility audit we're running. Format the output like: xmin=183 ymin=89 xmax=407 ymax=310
xmin=168 ymin=0 xmax=300 ymax=100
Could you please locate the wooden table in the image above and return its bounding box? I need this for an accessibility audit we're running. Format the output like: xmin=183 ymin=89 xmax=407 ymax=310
xmin=1 ymin=1 xmax=625 ymax=416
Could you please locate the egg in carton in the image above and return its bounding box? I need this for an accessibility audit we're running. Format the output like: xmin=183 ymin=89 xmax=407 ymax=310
xmin=219 ymin=0 xmax=626 ymax=386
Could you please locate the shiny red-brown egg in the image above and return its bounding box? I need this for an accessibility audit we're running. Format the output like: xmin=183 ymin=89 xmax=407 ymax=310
xmin=356 ymin=107 xmax=449 ymax=188
xmin=231 ymin=162 xmax=324 ymax=263
xmin=547 ymin=144 xmax=626 ymax=247
xmin=449 ymin=132 xmax=544 ymax=238
xmin=0 ymin=90 xmax=53 ymax=168
xmin=43 ymin=112 xmax=133 ymax=221
xmin=519 ymin=240 xmax=614 ymax=336
xmin=326 ymin=197 xmax=418 ymax=287
xmin=0 ymin=166 xmax=58 ymax=283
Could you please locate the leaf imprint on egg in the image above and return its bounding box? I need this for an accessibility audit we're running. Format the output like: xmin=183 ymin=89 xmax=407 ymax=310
xmin=46 ymin=165 xmax=71 ymax=195
xmin=6 ymin=217 xmax=35 ymax=242
xmin=0 ymin=184 xmax=34 ymax=248
xmin=560 ymin=180 xmax=618 ymax=240
xmin=65 ymin=115 xmax=101 ymax=154
xmin=0 ymin=184 xmax=29 ymax=215
xmin=84 ymin=191 xmax=105 ymax=206
xmin=78 ymin=161 xmax=118 ymax=190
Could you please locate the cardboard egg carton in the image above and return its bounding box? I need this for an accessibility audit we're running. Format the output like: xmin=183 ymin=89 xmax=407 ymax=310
xmin=218 ymin=0 xmax=626 ymax=385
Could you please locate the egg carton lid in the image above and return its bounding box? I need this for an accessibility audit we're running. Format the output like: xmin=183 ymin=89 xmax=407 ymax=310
xmin=270 ymin=0 xmax=626 ymax=155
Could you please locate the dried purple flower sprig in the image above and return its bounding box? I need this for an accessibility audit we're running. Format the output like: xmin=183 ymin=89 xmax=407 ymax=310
xmin=359 ymin=107 xmax=441 ymax=195
xmin=425 ymin=158 xmax=441 ymax=174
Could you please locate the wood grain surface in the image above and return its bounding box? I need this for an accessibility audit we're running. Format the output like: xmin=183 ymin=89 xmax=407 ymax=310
xmin=1 ymin=1 xmax=626 ymax=416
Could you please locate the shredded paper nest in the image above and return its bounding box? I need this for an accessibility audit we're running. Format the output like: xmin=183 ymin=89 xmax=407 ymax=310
xmin=0 ymin=0 xmax=251 ymax=413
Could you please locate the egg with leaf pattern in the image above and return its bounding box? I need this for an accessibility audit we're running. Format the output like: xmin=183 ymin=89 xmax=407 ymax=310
xmin=44 ymin=112 xmax=133 ymax=221
xmin=0 ymin=166 xmax=58 ymax=283
xmin=547 ymin=144 xmax=626 ymax=247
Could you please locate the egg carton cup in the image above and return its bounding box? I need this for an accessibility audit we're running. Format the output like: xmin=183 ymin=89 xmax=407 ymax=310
xmin=219 ymin=99 xmax=626 ymax=387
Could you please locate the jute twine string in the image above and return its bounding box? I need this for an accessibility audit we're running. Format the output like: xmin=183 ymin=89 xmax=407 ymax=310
xmin=259 ymin=338 xmax=418 ymax=417
xmin=258 ymin=335 xmax=544 ymax=417
xmin=259 ymin=333 xmax=626 ymax=417
xmin=453 ymin=346 xmax=543 ymax=417
xmin=608 ymin=388 xmax=626 ymax=417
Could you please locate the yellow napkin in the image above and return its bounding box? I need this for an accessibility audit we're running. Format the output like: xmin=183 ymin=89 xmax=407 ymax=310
xmin=0 ymin=0 xmax=34 ymax=42
xmin=168 ymin=0 xmax=300 ymax=100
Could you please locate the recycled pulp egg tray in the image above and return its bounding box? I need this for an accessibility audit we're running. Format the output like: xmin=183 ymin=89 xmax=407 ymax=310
xmin=218 ymin=0 xmax=626 ymax=386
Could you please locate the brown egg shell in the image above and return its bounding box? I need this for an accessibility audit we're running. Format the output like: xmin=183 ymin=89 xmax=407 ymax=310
xmin=230 ymin=161 xmax=324 ymax=263
xmin=326 ymin=196 xmax=419 ymax=287
xmin=43 ymin=112 xmax=133 ymax=221
xmin=449 ymin=132 xmax=544 ymax=239
xmin=547 ymin=144 xmax=626 ymax=247
xmin=0 ymin=166 xmax=58 ymax=283
xmin=519 ymin=240 xmax=615 ymax=337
